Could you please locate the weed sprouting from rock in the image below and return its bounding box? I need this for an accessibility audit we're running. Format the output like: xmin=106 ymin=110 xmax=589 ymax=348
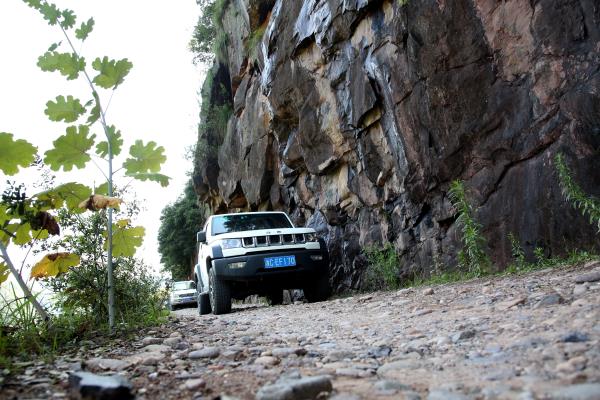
xmin=555 ymin=153 xmax=600 ymax=233
xmin=448 ymin=180 xmax=491 ymax=276
xmin=363 ymin=243 xmax=400 ymax=291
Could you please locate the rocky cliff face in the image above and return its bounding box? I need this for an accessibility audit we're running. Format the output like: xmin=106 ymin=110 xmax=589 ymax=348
xmin=193 ymin=0 xmax=600 ymax=291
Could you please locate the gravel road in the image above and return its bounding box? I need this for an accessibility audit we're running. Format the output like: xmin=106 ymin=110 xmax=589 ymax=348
xmin=4 ymin=261 xmax=600 ymax=400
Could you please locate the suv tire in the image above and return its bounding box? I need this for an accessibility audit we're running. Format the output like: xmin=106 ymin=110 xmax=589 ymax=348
xmin=303 ymin=274 xmax=331 ymax=303
xmin=209 ymin=267 xmax=232 ymax=314
xmin=198 ymin=292 xmax=211 ymax=315
xmin=266 ymin=290 xmax=283 ymax=306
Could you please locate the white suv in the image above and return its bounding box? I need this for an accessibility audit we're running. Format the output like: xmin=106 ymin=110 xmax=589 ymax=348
xmin=194 ymin=212 xmax=330 ymax=315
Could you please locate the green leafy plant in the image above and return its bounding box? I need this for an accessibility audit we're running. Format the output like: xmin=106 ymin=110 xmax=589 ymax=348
xmin=0 ymin=1 xmax=170 ymax=333
xmin=448 ymin=180 xmax=491 ymax=276
xmin=41 ymin=205 xmax=165 ymax=330
xmin=246 ymin=24 xmax=266 ymax=61
xmin=505 ymin=232 xmax=527 ymax=273
xmin=363 ymin=243 xmax=401 ymax=290
xmin=189 ymin=0 xmax=230 ymax=64
xmin=555 ymin=153 xmax=600 ymax=232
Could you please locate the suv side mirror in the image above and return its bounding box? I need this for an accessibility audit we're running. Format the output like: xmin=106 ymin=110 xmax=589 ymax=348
xmin=197 ymin=231 xmax=206 ymax=243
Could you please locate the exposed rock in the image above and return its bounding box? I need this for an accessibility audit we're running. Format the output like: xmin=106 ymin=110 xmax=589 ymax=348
xmin=498 ymin=297 xmax=527 ymax=310
xmin=556 ymin=356 xmax=587 ymax=374
xmin=560 ymin=332 xmax=589 ymax=343
xmin=141 ymin=344 xmax=171 ymax=353
xmin=549 ymin=384 xmax=600 ymax=400
xmin=452 ymin=329 xmax=477 ymax=342
xmin=255 ymin=375 xmax=333 ymax=400
xmin=255 ymin=356 xmax=280 ymax=366
xmin=182 ymin=378 xmax=206 ymax=391
xmin=427 ymin=389 xmax=469 ymax=400
xmin=533 ymin=293 xmax=564 ymax=308
xmin=141 ymin=337 xmax=163 ymax=346
xmin=373 ymin=379 xmax=412 ymax=394
xmin=85 ymin=358 xmax=131 ymax=372
xmin=193 ymin=0 xmax=600 ymax=291
xmin=377 ymin=360 xmax=422 ymax=380
xmin=189 ymin=347 xmax=220 ymax=359
xmin=574 ymin=269 xmax=600 ymax=284
xmin=69 ymin=371 xmax=133 ymax=400
xmin=163 ymin=337 xmax=182 ymax=347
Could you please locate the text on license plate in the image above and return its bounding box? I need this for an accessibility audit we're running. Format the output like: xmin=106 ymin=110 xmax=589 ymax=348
xmin=264 ymin=255 xmax=296 ymax=269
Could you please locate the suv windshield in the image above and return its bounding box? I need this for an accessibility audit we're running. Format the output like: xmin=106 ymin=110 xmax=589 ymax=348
xmin=172 ymin=281 xmax=194 ymax=290
xmin=212 ymin=213 xmax=292 ymax=235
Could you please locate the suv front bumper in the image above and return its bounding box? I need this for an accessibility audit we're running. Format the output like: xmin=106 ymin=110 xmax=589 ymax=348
xmin=212 ymin=247 xmax=329 ymax=282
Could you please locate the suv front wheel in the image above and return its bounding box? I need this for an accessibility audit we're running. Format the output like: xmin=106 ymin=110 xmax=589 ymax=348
xmin=209 ymin=267 xmax=232 ymax=314
xmin=303 ymin=274 xmax=331 ymax=303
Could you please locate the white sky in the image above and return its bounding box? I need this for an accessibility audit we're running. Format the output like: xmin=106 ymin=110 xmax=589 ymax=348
xmin=0 ymin=1 xmax=206 ymax=283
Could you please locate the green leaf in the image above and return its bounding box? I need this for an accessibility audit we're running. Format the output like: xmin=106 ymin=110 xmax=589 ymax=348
xmin=75 ymin=17 xmax=94 ymax=41
xmin=60 ymin=9 xmax=76 ymax=29
xmin=0 ymin=263 xmax=9 ymax=285
xmin=94 ymin=182 xmax=109 ymax=195
xmin=35 ymin=182 xmax=92 ymax=213
xmin=37 ymin=51 xmax=85 ymax=80
xmin=123 ymin=140 xmax=166 ymax=175
xmin=125 ymin=172 xmax=170 ymax=187
xmin=44 ymin=125 xmax=96 ymax=171
xmin=92 ymin=57 xmax=133 ymax=89
xmin=15 ymin=223 xmax=32 ymax=245
xmin=39 ymin=2 xmax=60 ymax=25
xmin=30 ymin=252 xmax=80 ymax=279
xmin=87 ymin=102 xmax=101 ymax=125
xmin=0 ymin=204 xmax=9 ymax=226
xmin=45 ymin=95 xmax=86 ymax=123
xmin=47 ymin=42 xmax=60 ymax=51
xmin=0 ymin=132 xmax=37 ymax=176
xmin=7 ymin=222 xmax=49 ymax=246
xmin=23 ymin=0 xmax=42 ymax=10
xmin=3 ymin=223 xmax=32 ymax=246
xmin=95 ymin=125 xmax=123 ymax=158
xmin=105 ymin=223 xmax=145 ymax=258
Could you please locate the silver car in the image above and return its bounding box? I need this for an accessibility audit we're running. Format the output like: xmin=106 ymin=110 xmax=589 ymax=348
xmin=168 ymin=280 xmax=198 ymax=310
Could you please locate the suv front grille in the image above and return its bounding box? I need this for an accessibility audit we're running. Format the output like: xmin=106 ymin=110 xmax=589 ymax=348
xmin=241 ymin=233 xmax=306 ymax=248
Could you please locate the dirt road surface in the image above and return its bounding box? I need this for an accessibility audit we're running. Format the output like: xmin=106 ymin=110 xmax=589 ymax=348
xmin=3 ymin=261 xmax=600 ymax=399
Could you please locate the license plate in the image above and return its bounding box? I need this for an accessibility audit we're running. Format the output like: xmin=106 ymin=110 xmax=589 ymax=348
xmin=264 ymin=255 xmax=296 ymax=269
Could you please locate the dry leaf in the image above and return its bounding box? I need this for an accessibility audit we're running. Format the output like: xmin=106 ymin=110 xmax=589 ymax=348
xmin=78 ymin=194 xmax=123 ymax=211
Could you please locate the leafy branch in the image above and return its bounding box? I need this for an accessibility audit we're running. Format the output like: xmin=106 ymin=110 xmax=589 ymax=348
xmin=0 ymin=0 xmax=171 ymax=330
xmin=555 ymin=153 xmax=600 ymax=232
xmin=448 ymin=180 xmax=491 ymax=276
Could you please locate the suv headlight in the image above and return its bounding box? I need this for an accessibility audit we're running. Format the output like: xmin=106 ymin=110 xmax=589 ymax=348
xmin=218 ymin=238 xmax=242 ymax=249
xmin=305 ymin=233 xmax=318 ymax=242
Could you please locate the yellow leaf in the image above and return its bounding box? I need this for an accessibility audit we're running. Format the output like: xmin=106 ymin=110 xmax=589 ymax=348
xmin=116 ymin=219 xmax=130 ymax=228
xmin=30 ymin=253 xmax=81 ymax=279
xmin=78 ymin=194 xmax=122 ymax=211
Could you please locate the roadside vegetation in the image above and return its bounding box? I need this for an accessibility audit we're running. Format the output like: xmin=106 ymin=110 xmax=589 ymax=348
xmin=158 ymin=180 xmax=206 ymax=281
xmin=362 ymin=156 xmax=599 ymax=291
xmin=1 ymin=0 xmax=169 ymax=370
